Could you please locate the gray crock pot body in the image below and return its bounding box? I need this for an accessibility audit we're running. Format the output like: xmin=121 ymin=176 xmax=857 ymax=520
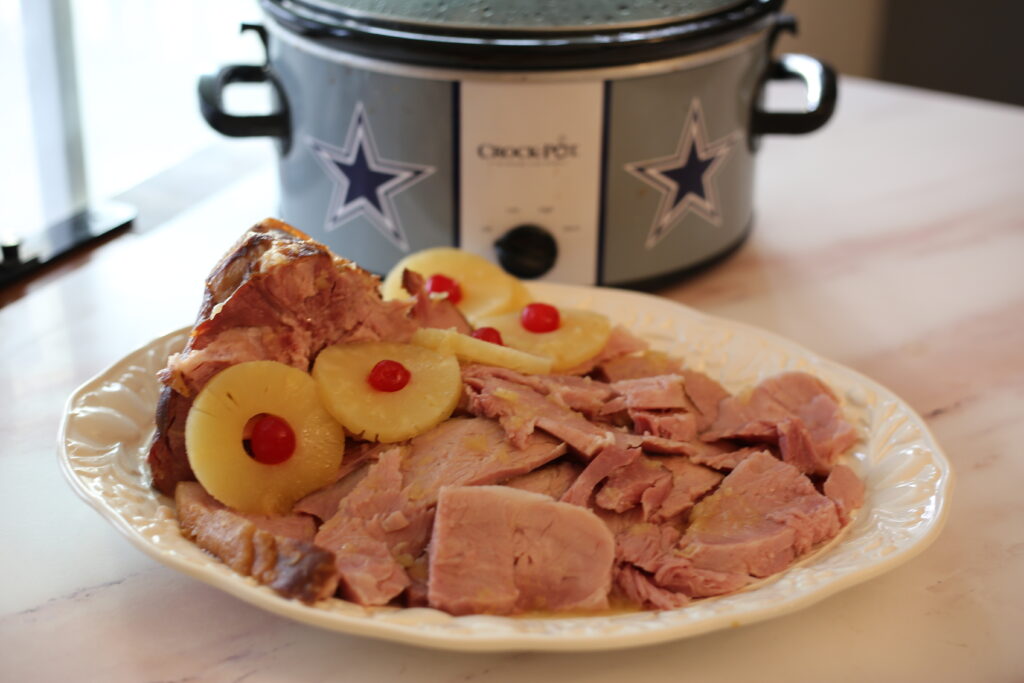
xmin=200 ymin=0 xmax=835 ymax=287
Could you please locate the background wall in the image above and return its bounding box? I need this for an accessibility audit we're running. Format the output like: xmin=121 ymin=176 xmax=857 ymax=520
xmin=776 ymin=0 xmax=888 ymax=79
xmin=776 ymin=0 xmax=1023 ymax=107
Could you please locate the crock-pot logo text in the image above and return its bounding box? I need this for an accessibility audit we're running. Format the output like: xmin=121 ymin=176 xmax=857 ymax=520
xmin=476 ymin=136 xmax=579 ymax=164
xmin=307 ymin=102 xmax=435 ymax=252
xmin=624 ymin=98 xmax=741 ymax=249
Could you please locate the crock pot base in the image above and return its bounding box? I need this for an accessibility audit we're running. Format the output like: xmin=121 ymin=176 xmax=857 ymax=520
xmin=603 ymin=214 xmax=752 ymax=292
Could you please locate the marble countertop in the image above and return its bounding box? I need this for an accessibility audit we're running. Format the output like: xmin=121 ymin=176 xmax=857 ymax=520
xmin=2 ymin=77 xmax=1022 ymax=681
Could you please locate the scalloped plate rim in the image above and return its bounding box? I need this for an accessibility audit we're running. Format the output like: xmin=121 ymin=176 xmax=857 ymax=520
xmin=57 ymin=283 xmax=954 ymax=652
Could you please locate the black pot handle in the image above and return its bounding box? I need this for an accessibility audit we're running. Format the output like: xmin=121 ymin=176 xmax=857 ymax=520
xmin=751 ymin=53 xmax=838 ymax=135
xmin=198 ymin=65 xmax=290 ymax=150
xmin=197 ymin=25 xmax=291 ymax=152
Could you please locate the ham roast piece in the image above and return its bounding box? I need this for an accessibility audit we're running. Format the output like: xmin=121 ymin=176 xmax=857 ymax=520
xmin=147 ymin=219 xmax=416 ymax=495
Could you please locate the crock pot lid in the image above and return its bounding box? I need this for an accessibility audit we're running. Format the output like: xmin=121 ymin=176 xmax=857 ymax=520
xmin=288 ymin=0 xmax=755 ymax=33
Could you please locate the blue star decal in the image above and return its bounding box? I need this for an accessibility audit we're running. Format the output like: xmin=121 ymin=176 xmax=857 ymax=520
xmin=625 ymin=99 xmax=740 ymax=249
xmin=308 ymin=103 xmax=435 ymax=251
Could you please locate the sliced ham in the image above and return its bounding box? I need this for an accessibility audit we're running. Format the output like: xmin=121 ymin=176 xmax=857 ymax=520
xmin=679 ymin=369 xmax=731 ymax=431
xmin=824 ymin=463 xmax=866 ymax=524
xmin=631 ymin=434 xmax=695 ymax=455
xmin=399 ymin=417 xmax=567 ymax=495
xmin=629 ymin=410 xmax=698 ymax=442
xmin=504 ymin=460 xmax=583 ymax=499
xmin=599 ymin=508 xmax=681 ymax=572
xmin=595 ymin=509 xmax=703 ymax=609
xmin=603 ymin=452 xmax=841 ymax=603
xmin=615 ymin=565 xmax=690 ymax=610
xmin=292 ymin=461 xmax=373 ymax=523
xmin=460 ymin=365 xmax=616 ymax=420
xmin=314 ymin=418 xmax=566 ymax=606
xmin=292 ymin=440 xmax=387 ymax=521
xmin=242 ymin=512 xmax=318 ymax=542
xmin=703 ymin=372 xmax=858 ymax=475
xmin=560 ymin=441 xmax=641 ymax=507
xmin=594 ymin=456 xmax=672 ymax=514
xmin=463 ymin=366 xmax=615 ymax=458
xmin=678 ymin=450 xmax=841 ymax=579
xmin=652 ymin=558 xmax=753 ymax=599
xmin=175 ymin=482 xmax=337 ymax=603
xmin=611 ymin=375 xmax=688 ymax=410
xmin=594 ymin=454 xmax=722 ymax=522
xmin=595 ymin=350 xmax=683 ymax=383
xmin=649 ymin=457 xmax=725 ymax=523
xmin=678 ymin=442 xmax=767 ymax=471
xmin=595 ymin=354 xmax=730 ymax=431
xmin=313 ymin=448 xmax=414 ymax=604
xmin=777 ymin=417 xmax=824 ymax=475
xmin=530 ymin=375 xmax=617 ymax=418
xmin=611 ymin=371 xmax=729 ymax=448
xmin=427 ymin=486 xmax=615 ymax=615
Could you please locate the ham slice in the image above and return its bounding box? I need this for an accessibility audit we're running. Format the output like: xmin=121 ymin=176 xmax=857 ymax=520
xmin=672 ymin=441 xmax=766 ymax=471
xmin=595 ymin=350 xmax=683 ymax=383
xmin=463 ymin=366 xmax=616 ymax=458
xmin=594 ymin=352 xmax=730 ymax=430
xmin=593 ymin=453 xmax=722 ymax=521
xmin=615 ymin=565 xmax=690 ymax=610
xmin=703 ymin=372 xmax=858 ymax=475
xmin=313 ymin=448 xmax=415 ymax=605
xmin=594 ymin=450 xmax=848 ymax=607
xmin=594 ymin=455 xmax=672 ymax=514
xmin=678 ymin=451 xmax=841 ymax=579
xmin=679 ymin=369 xmax=731 ymax=431
xmin=824 ymin=463 xmax=866 ymax=524
xmin=560 ymin=441 xmax=641 ymax=507
xmin=427 ymin=486 xmax=615 ymax=615
xmin=292 ymin=440 xmax=387 ymax=521
xmin=629 ymin=410 xmax=698 ymax=442
xmin=649 ymin=457 xmax=725 ymax=522
xmin=314 ymin=418 xmax=566 ymax=606
xmin=611 ymin=375 xmax=689 ymax=410
xmin=175 ymin=482 xmax=337 ymax=603
xmin=503 ymin=460 xmax=583 ymax=499
xmin=460 ymin=365 xmax=616 ymax=419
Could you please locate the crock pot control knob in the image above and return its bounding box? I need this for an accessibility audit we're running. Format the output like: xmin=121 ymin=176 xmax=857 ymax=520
xmin=494 ymin=225 xmax=558 ymax=280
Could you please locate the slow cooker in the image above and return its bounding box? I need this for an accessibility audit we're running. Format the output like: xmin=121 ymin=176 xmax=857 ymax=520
xmin=199 ymin=0 xmax=835 ymax=287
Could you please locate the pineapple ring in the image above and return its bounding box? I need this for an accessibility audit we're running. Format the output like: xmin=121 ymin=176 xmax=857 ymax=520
xmin=381 ymin=247 xmax=531 ymax=321
xmin=185 ymin=361 xmax=346 ymax=515
xmin=474 ymin=308 xmax=612 ymax=373
xmin=410 ymin=327 xmax=553 ymax=375
xmin=313 ymin=342 xmax=462 ymax=443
